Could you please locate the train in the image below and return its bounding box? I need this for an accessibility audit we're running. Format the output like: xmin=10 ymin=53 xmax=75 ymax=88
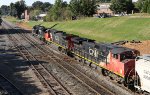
xmin=32 ymin=25 xmax=150 ymax=94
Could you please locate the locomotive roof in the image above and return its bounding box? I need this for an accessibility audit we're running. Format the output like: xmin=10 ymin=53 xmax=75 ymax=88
xmin=96 ymin=43 xmax=135 ymax=54
xmin=72 ymin=36 xmax=95 ymax=42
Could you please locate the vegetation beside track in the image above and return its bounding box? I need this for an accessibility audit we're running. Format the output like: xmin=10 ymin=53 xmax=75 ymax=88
xmin=5 ymin=16 xmax=150 ymax=42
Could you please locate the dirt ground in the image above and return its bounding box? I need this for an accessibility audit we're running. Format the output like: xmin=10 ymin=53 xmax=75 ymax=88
xmin=122 ymin=40 xmax=150 ymax=55
xmin=16 ymin=22 xmax=32 ymax=30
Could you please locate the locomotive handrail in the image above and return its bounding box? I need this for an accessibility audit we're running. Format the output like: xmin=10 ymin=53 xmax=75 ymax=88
xmin=49 ymin=23 xmax=59 ymax=29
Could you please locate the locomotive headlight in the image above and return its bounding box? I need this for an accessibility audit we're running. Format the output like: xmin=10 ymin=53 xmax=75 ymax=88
xmin=120 ymin=69 xmax=122 ymax=74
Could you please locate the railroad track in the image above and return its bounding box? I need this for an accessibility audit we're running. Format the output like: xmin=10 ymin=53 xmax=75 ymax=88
xmin=0 ymin=73 xmax=23 ymax=95
xmin=3 ymin=23 xmax=71 ymax=95
xmin=4 ymin=22 xmax=115 ymax=95
xmin=24 ymin=34 xmax=115 ymax=95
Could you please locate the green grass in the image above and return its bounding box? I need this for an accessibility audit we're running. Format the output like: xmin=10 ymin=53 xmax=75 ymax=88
xmin=5 ymin=16 xmax=22 ymax=23
xmin=6 ymin=16 xmax=150 ymax=42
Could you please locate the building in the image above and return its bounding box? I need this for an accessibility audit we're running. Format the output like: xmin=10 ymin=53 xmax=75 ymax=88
xmin=96 ymin=3 xmax=113 ymax=16
xmin=35 ymin=13 xmax=47 ymax=21
xmin=24 ymin=10 xmax=29 ymax=22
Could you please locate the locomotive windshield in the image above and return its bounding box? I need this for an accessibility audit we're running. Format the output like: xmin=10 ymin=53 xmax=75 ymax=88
xmin=120 ymin=51 xmax=136 ymax=61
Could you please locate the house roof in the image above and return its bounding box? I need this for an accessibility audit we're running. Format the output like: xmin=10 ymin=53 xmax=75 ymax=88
xmin=39 ymin=14 xmax=47 ymax=17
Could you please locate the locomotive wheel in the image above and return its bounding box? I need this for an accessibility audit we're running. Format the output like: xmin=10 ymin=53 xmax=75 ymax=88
xmin=61 ymin=49 xmax=65 ymax=53
xmin=124 ymin=82 xmax=128 ymax=87
xmin=118 ymin=79 xmax=124 ymax=84
xmin=58 ymin=47 xmax=62 ymax=51
xmin=102 ymin=69 xmax=109 ymax=76
xmin=143 ymin=91 xmax=150 ymax=95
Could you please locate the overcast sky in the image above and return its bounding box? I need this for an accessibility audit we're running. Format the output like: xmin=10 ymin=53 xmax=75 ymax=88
xmin=0 ymin=0 xmax=71 ymax=7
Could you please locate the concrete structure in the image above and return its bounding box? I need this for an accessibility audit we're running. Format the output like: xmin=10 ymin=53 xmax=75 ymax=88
xmin=24 ymin=10 xmax=29 ymax=22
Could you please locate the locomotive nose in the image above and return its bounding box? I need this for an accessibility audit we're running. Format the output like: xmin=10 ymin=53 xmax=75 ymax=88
xmin=124 ymin=59 xmax=135 ymax=77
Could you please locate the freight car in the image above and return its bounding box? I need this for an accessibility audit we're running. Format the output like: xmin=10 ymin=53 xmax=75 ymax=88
xmin=32 ymin=25 xmax=140 ymax=86
xmin=134 ymin=55 xmax=150 ymax=94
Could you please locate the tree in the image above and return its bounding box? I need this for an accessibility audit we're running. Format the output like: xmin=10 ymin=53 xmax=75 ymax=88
xmin=29 ymin=9 xmax=42 ymax=20
xmin=69 ymin=0 xmax=97 ymax=16
xmin=15 ymin=0 xmax=26 ymax=19
xmin=0 ymin=5 xmax=10 ymax=15
xmin=126 ymin=0 xmax=134 ymax=14
xmin=82 ymin=0 xmax=97 ymax=16
xmin=10 ymin=3 xmax=17 ymax=16
xmin=136 ymin=0 xmax=150 ymax=13
xmin=136 ymin=0 xmax=144 ymax=12
xmin=32 ymin=1 xmax=43 ymax=10
xmin=47 ymin=0 xmax=64 ymax=21
xmin=0 ymin=8 xmax=1 ymax=15
xmin=41 ymin=2 xmax=52 ymax=12
xmin=69 ymin=0 xmax=82 ymax=16
xmin=110 ymin=0 xmax=134 ymax=14
xmin=96 ymin=0 xmax=111 ymax=3
xmin=110 ymin=0 xmax=126 ymax=14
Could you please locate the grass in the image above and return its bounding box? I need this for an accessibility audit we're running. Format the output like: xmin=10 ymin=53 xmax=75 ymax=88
xmin=5 ymin=16 xmax=150 ymax=42
xmin=5 ymin=16 xmax=22 ymax=23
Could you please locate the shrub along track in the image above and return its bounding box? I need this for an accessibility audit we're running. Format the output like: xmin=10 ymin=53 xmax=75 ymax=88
xmin=3 ymin=20 xmax=115 ymax=95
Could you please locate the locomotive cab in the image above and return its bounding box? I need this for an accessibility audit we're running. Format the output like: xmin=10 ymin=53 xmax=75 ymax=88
xmin=44 ymin=29 xmax=52 ymax=42
xmin=32 ymin=25 xmax=40 ymax=36
xmin=95 ymin=44 xmax=139 ymax=84
xmin=111 ymin=47 xmax=139 ymax=78
xmin=38 ymin=26 xmax=46 ymax=40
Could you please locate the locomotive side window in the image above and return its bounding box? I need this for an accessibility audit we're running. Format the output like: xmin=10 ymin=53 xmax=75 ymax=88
xmin=113 ymin=54 xmax=118 ymax=59
xmin=55 ymin=36 xmax=59 ymax=41
xmin=120 ymin=51 xmax=134 ymax=61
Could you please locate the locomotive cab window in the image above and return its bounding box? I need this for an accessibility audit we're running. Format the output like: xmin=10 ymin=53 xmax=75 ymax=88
xmin=120 ymin=51 xmax=135 ymax=61
xmin=113 ymin=54 xmax=118 ymax=59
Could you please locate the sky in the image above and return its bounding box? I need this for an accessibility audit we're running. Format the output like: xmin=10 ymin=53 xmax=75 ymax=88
xmin=0 ymin=0 xmax=138 ymax=7
xmin=0 ymin=0 xmax=71 ymax=7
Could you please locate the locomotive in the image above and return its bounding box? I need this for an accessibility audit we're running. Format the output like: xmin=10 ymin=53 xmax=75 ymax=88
xmin=32 ymin=25 xmax=150 ymax=94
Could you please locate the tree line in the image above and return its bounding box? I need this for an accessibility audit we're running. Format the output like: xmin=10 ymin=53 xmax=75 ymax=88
xmin=0 ymin=0 xmax=150 ymax=21
xmin=136 ymin=0 xmax=150 ymax=13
